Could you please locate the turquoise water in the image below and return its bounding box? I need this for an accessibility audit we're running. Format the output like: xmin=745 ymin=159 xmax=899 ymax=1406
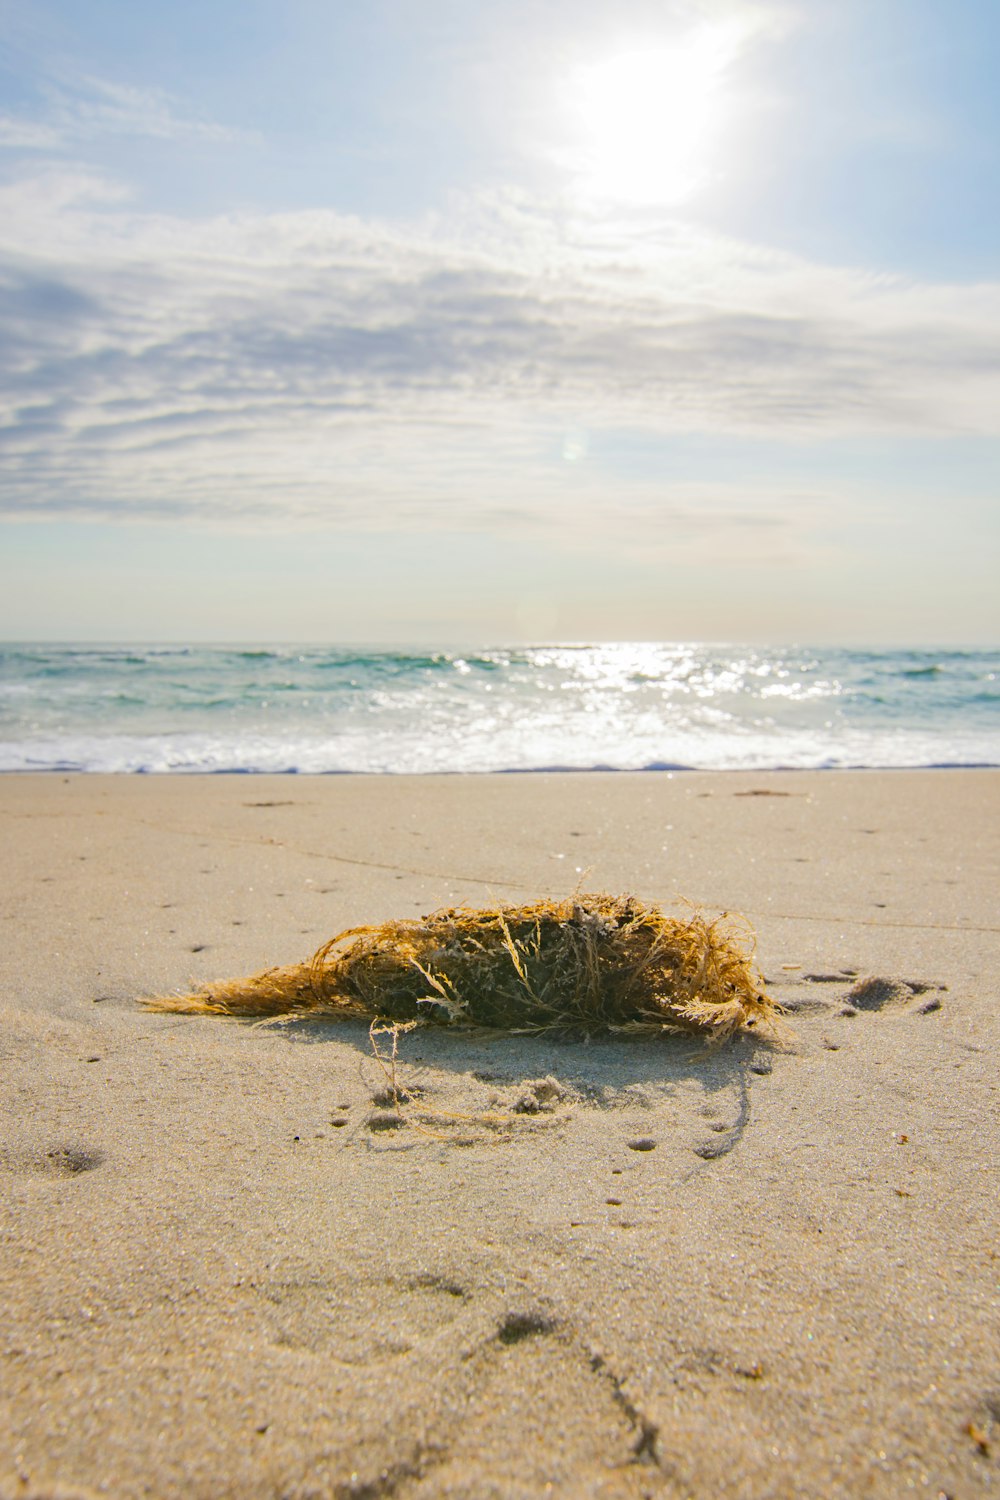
xmin=0 ymin=643 xmax=996 ymax=772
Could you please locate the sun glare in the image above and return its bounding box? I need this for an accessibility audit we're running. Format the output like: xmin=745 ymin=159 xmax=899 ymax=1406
xmin=562 ymin=29 xmax=738 ymax=207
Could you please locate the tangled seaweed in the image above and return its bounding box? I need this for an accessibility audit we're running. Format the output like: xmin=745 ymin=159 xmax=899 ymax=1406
xmin=145 ymin=894 xmax=777 ymax=1042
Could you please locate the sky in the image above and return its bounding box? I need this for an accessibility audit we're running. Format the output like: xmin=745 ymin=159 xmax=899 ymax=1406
xmin=0 ymin=0 xmax=997 ymax=644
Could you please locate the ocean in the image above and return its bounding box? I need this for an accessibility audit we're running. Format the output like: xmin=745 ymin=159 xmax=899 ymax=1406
xmin=0 ymin=643 xmax=996 ymax=774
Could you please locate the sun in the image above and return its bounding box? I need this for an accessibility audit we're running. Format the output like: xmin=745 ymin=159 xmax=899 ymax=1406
xmin=560 ymin=29 xmax=738 ymax=208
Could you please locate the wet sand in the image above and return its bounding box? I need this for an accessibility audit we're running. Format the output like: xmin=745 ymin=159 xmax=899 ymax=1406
xmin=1 ymin=770 xmax=998 ymax=1499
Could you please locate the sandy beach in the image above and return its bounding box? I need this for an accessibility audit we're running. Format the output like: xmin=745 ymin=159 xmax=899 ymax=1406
xmin=1 ymin=769 xmax=997 ymax=1499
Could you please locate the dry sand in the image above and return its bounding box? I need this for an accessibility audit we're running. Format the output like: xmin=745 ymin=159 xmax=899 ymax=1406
xmin=0 ymin=770 xmax=997 ymax=1500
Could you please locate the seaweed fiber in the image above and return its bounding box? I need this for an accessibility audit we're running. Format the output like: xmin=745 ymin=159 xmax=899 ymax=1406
xmin=144 ymin=894 xmax=777 ymax=1042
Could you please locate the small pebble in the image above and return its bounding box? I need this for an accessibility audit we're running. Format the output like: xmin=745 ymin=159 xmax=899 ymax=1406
xmin=626 ymin=1137 xmax=657 ymax=1152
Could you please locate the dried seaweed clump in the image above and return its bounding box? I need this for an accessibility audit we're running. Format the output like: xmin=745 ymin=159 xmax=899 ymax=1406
xmin=145 ymin=894 xmax=777 ymax=1041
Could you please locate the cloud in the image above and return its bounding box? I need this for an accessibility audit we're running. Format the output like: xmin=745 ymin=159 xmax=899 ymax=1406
xmin=0 ymin=171 xmax=998 ymax=531
xmin=55 ymin=74 xmax=254 ymax=145
xmin=0 ymin=118 xmax=64 ymax=150
xmin=0 ymin=71 xmax=255 ymax=154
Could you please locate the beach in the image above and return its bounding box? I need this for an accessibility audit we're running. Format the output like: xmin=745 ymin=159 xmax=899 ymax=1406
xmin=1 ymin=768 xmax=997 ymax=1498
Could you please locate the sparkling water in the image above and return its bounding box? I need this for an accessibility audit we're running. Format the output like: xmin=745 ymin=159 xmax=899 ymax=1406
xmin=0 ymin=643 xmax=996 ymax=773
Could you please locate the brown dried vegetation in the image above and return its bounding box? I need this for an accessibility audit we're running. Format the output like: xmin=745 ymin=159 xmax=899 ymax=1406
xmin=144 ymin=893 xmax=777 ymax=1042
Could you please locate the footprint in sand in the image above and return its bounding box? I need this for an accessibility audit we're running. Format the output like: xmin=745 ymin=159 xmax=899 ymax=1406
xmin=842 ymin=976 xmax=946 ymax=1014
xmin=0 ymin=1143 xmax=105 ymax=1178
xmin=257 ymin=1272 xmax=470 ymax=1363
xmin=396 ymin=1309 xmax=660 ymax=1498
xmin=776 ymin=973 xmax=946 ymax=1018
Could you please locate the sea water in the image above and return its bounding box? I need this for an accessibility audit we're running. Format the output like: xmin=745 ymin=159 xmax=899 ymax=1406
xmin=0 ymin=643 xmax=996 ymax=774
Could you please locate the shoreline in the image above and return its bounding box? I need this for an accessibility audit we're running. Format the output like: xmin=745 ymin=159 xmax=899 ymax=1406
xmin=2 ymin=760 xmax=999 ymax=775
xmin=1 ymin=769 xmax=998 ymax=1497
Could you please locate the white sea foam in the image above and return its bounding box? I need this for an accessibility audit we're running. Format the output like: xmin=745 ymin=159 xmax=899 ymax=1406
xmin=0 ymin=643 xmax=996 ymax=773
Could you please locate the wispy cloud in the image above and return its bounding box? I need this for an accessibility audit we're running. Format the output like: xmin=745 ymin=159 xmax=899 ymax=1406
xmin=0 ymin=170 xmax=997 ymax=532
xmin=0 ymin=71 xmax=254 ymax=153
xmin=0 ymin=117 xmax=64 ymax=150
xmin=55 ymin=74 xmax=254 ymax=145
